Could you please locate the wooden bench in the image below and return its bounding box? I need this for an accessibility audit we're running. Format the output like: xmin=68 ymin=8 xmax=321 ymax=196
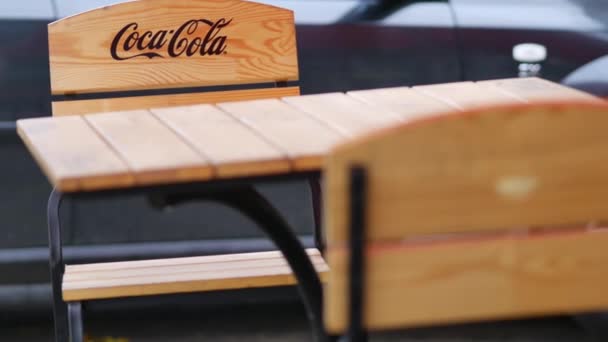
xmin=19 ymin=76 xmax=600 ymax=342
xmin=39 ymin=1 xmax=325 ymax=341
xmin=323 ymin=100 xmax=608 ymax=340
xmin=63 ymin=248 xmax=327 ymax=301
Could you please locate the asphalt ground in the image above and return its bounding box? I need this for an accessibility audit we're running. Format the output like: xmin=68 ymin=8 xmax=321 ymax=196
xmin=1 ymin=296 xmax=606 ymax=342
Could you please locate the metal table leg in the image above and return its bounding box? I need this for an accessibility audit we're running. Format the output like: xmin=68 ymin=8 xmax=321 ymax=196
xmin=68 ymin=302 xmax=84 ymax=342
xmin=218 ymin=187 xmax=328 ymax=342
xmin=48 ymin=188 xmax=68 ymax=342
xmin=309 ymin=178 xmax=325 ymax=253
xmin=159 ymin=185 xmax=329 ymax=342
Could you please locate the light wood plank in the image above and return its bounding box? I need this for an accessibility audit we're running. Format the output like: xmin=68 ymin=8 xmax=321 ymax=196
xmin=413 ymin=81 xmax=525 ymax=110
xmin=85 ymin=110 xmax=212 ymax=185
xmin=63 ymin=249 xmax=328 ymax=301
xmin=16 ymin=116 xmax=133 ymax=192
xmin=218 ymin=99 xmax=343 ymax=170
xmin=66 ymin=248 xmax=322 ymax=272
xmin=52 ymin=87 xmax=301 ymax=116
xmin=49 ymin=0 xmax=298 ymax=95
xmin=325 ymin=228 xmax=608 ymax=332
xmin=22 ymin=78 xmax=599 ymax=194
xmin=151 ymin=104 xmax=291 ymax=178
xmin=478 ymin=77 xmax=602 ymax=102
xmin=64 ymin=249 xmax=325 ymax=281
xmin=347 ymin=86 xmax=454 ymax=121
xmin=282 ymin=93 xmax=402 ymax=137
xmin=325 ymin=102 xmax=608 ymax=244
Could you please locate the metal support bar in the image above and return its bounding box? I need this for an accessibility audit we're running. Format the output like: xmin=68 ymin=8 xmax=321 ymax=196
xmin=275 ymin=80 xmax=289 ymax=88
xmin=156 ymin=186 xmax=329 ymax=342
xmin=68 ymin=302 xmax=84 ymax=342
xmin=309 ymin=178 xmax=324 ymax=253
xmin=48 ymin=188 xmax=69 ymax=342
xmin=347 ymin=166 xmax=368 ymax=342
xmin=219 ymin=187 xmax=327 ymax=341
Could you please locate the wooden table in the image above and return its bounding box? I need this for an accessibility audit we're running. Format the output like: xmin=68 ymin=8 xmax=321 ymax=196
xmin=16 ymin=77 xmax=600 ymax=342
xmin=18 ymin=78 xmax=598 ymax=193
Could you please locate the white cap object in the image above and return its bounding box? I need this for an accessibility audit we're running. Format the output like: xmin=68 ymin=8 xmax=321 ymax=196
xmin=513 ymin=43 xmax=547 ymax=63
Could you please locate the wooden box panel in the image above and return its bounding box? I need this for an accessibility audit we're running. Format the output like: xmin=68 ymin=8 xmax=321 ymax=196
xmin=324 ymin=102 xmax=608 ymax=244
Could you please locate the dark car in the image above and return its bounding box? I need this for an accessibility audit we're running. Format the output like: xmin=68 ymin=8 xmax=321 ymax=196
xmin=1 ymin=0 xmax=607 ymax=311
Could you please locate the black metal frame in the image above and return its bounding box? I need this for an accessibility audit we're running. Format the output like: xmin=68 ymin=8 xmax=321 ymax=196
xmin=47 ymin=171 xmax=330 ymax=342
xmin=68 ymin=302 xmax=84 ymax=342
xmin=48 ymin=188 xmax=68 ymax=341
xmin=309 ymin=178 xmax=325 ymax=253
xmin=346 ymin=166 xmax=368 ymax=342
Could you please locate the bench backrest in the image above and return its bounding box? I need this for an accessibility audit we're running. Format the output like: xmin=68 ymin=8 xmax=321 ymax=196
xmin=324 ymin=101 xmax=608 ymax=333
xmin=48 ymin=0 xmax=299 ymax=116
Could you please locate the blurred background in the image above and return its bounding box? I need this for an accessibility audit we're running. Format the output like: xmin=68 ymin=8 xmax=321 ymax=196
xmin=1 ymin=0 xmax=608 ymax=340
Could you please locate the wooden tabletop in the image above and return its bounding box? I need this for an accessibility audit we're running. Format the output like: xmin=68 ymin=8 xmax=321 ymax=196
xmin=17 ymin=78 xmax=600 ymax=193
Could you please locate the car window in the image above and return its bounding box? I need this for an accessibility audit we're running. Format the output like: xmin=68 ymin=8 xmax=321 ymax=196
xmin=55 ymin=0 xmax=360 ymax=24
xmin=451 ymin=0 xmax=607 ymax=30
xmin=0 ymin=0 xmax=54 ymax=19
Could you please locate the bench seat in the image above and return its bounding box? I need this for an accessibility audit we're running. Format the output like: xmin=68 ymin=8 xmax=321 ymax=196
xmin=62 ymin=248 xmax=327 ymax=301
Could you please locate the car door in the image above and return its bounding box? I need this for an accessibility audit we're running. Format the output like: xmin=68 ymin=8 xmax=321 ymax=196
xmin=451 ymin=0 xmax=608 ymax=82
xmin=0 ymin=1 xmax=56 ymax=288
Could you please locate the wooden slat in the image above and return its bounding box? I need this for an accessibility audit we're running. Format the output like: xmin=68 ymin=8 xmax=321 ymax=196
xmin=325 ymin=102 xmax=608 ymax=244
xmin=325 ymin=228 xmax=608 ymax=333
xmin=347 ymin=86 xmax=454 ymax=121
xmin=282 ymin=93 xmax=402 ymax=137
xmin=49 ymin=0 xmax=298 ymax=95
xmin=63 ymin=249 xmax=328 ymax=301
xmin=478 ymin=77 xmax=602 ymax=102
xmin=85 ymin=110 xmax=212 ymax=185
xmin=52 ymin=87 xmax=301 ymax=116
xmin=413 ymin=81 xmax=525 ymax=110
xmin=66 ymin=248 xmax=323 ymax=273
xmin=218 ymin=99 xmax=343 ymax=170
xmin=151 ymin=104 xmax=291 ymax=178
xmin=21 ymin=78 xmax=598 ymax=194
xmin=16 ymin=116 xmax=133 ymax=192
xmin=64 ymin=249 xmax=325 ymax=281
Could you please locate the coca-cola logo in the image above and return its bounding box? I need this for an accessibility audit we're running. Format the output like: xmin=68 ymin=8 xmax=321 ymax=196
xmin=110 ymin=18 xmax=231 ymax=60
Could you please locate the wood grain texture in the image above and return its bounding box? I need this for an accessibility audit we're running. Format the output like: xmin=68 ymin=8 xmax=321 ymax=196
xmin=16 ymin=116 xmax=133 ymax=192
xmin=48 ymin=0 xmax=298 ymax=95
xmin=20 ymin=78 xmax=597 ymax=192
xmin=413 ymin=81 xmax=525 ymax=110
xmin=85 ymin=110 xmax=212 ymax=185
xmin=52 ymin=87 xmax=300 ymax=116
xmin=218 ymin=98 xmax=343 ymax=170
xmin=63 ymin=248 xmax=328 ymax=301
xmin=325 ymin=102 xmax=608 ymax=245
xmin=347 ymin=86 xmax=454 ymax=121
xmin=152 ymin=104 xmax=291 ymax=177
xmin=325 ymin=228 xmax=608 ymax=333
xmin=478 ymin=78 xmax=603 ymax=103
xmin=282 ymin=93 xmax=402 ymax=137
